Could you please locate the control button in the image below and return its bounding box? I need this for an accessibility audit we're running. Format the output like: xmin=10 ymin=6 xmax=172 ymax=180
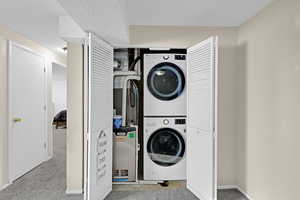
xmin=163 ymin=56 xmax=170 ymax=60
xmin=163 ymin=119 xmax=169 ymax=125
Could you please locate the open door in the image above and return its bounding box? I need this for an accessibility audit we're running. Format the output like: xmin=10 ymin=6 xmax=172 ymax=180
xmin=85 ymin=33 xmax=113 ymax=200
xmin=186 ymin=37 xmax=218 ymax=200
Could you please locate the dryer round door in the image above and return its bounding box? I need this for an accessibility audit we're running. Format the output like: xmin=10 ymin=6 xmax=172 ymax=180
xmin=147 ymin=128 xmax=185 ymax=167
xmin=147 ymin=62 xmax=185 ymax=101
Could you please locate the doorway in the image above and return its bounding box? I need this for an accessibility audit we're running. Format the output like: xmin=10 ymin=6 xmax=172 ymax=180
xmin=8 ymin=42 xmax=47 ymax=182
xmin=52 ymin=63 xmax=67 ymax=129
xmin=0 ymin=43 xmax=71 ymax=199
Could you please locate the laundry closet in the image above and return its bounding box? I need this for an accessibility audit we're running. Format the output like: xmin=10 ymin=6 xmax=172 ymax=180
xmin=84 ymin=33 xmax=218 ymax=200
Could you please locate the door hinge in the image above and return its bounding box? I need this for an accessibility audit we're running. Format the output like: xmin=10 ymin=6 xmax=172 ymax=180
xmin=44 ymin=105 xmax=46 ymax=111
xmin=213 ymin=128 xmax=216 ymax=139
xmin=86 ymin=132 xmax=90 ymax=142
xmin=43 ymin=67 xmax=46 ymax=72
xmin=44 ymin=142 xmax=47 ymax=149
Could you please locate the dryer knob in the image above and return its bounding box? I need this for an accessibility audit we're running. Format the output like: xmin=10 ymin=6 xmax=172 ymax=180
xmin=163 ymin=119 xmax=169 ymax=125
xmin=163 ymin=56 xmax=170 ymax=60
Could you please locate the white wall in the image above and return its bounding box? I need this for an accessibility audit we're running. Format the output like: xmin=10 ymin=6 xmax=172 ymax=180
xmin=0 ymin=36 xmax=8 ymax=190
xmin=0 ymin=25 xmax=66 ymax=189
xmin=129 ymin=25 xmax=239 ymax=186
xmin=66 ymin=42 xmax=83 ymax=193
xmin=236 ymin=0 xmax=300 ymax=199
xmin=52 ymin=63 xmax=67 ymax=115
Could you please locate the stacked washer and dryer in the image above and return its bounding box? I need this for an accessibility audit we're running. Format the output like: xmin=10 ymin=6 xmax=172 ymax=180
xmin=143 ymin=53 xmax=187 ymax=181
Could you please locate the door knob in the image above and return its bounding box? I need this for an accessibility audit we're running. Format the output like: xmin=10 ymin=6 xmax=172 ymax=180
xmin=13 ymin=118 xmax=22 ymax=123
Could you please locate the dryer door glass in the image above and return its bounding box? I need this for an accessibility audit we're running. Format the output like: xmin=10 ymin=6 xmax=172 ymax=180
xmin=147 ymin=62 xmax=185 ymax=101
xmin=147 ymin=128 xmax=185 ymax=166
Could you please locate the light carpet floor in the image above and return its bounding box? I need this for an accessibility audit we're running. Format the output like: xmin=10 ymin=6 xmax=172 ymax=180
xmin=0 ymin=129 xmax=248 ymax=200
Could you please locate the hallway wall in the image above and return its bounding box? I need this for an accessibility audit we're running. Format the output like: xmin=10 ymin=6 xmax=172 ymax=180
xmin=66 ymin=42 xmax=83 ymax=193
xmin=236 ymin=0 xmax=300 ymax=199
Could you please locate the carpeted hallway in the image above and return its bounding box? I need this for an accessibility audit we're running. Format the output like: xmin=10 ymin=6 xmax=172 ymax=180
xmin=0 ymin=129 xmax=248 ymax=200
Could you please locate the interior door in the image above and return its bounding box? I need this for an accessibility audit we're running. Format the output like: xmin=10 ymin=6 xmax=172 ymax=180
xmin=186 ymin=37 xmax=218 ymax=200
xmin=8 ymin=42 xmax=46 ymax=182
xmin=85 ymin=33 xmax=113 ymax=200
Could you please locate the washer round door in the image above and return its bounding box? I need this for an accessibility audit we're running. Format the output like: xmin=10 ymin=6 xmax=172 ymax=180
xmin=147 ymin=62 xmax=185 ymax=101
xmin=147 ymin=128 xmax=185 ymax=167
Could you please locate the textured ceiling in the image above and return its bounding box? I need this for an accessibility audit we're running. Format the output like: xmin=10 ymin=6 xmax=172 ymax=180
xmin=126 ymin=0 xmax=273 ymax=26
xmin=0 ymin=0 xmax=273 ymax=54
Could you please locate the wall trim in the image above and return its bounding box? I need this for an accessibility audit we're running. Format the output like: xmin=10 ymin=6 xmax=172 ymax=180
xmin=217 ymin=185 xmax=237 ymax=190
xmin=217 ymin=185 xmax=252 ymax=200
xmin=65 ymin=189 xmax=83 ymax=195
xmin=0 ymin=183 xmax=10 ymax=191
xmin=236 ymin=186 xmax=253 ymax=200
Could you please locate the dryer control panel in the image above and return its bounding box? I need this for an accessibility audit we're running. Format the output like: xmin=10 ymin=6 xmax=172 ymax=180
xmin=175 ymin=119 xmax=186 ymax=125
xmin=175 ymin=55 xmax=186 ymax=60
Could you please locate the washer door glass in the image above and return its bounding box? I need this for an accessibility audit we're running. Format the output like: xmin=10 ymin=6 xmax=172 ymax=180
xmin=147 ymin=62 xmax=185 ymax=101
xmin=147 ymin=128 xmax=185 ymax=167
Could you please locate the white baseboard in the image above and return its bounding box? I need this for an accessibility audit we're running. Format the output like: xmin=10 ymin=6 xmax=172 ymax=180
xmin=65 ymin=189 xmax=83 ymax=195
xmin=0 ymin=183 xmax=10 ymax=191
xmin=236 ymin=186 xmax=252 ymax=200
xmin=46 ymin=155 xmax=53 ymax=161
xmin=217 ymin=185 xmax=238 ymax=190
xmin=217 ymin=185 xmax=252 ymax=200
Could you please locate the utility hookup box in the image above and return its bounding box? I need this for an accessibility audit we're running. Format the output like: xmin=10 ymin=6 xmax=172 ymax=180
xmin=112 ymin=126 xmax=138 ymax=183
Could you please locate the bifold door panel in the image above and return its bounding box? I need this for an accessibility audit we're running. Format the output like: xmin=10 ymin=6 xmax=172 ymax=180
xmin=86 ymin=33 xmax=113 ymax=200
xmin=187 ymin=37 xmax=218 ymax=200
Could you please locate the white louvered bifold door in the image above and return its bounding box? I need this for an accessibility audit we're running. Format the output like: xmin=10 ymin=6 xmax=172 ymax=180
xmin=86 ymin=33 xmax=113 ymax=200
xmin=186 ymin=37 xmax=218 ymax=200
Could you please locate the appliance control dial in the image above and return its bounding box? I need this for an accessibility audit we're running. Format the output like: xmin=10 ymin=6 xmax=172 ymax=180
xmin=163 ymin=119 xmax=169 ymax=125
xmin=163 ymin=55 xmax=170 ymax=60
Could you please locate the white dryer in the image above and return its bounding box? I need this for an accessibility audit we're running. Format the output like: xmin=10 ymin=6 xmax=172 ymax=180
xmin=144 ymin=54 xmax=186 ymax=116
xmin=144 ymin=117 xmax=186 ymax=181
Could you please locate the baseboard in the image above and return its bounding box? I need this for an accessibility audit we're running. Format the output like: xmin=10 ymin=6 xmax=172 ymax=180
xmin=217 ymin=185 xmax=252 ymax=200
xmin=217 ymin=185 xmax=238 ymax=190
xmin=65 ymin=189 xmax=83 ymax=195
xmin=0 ymin=183 xmax=10 ymax=191
xmin=236 ymin=186 xmax=252 ymax=200
xmin=46 ymin=155 xmax=53 ymax=161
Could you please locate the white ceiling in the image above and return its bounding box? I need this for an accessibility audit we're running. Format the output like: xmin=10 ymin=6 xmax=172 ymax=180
xmin=0 ymin=0 xmax=273 ymax=55
xmin=0 ymin=0 xmax=67 ymax=56
xmin=57 ymin=0 xmax=129 ymax=45
xmin=126 ymin=0 xmax=273 ymax=26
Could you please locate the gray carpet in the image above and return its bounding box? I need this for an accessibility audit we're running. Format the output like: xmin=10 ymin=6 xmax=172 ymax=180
xmin=0 ymin=129 xmax=248 ymax=200
xmin=106 ymin=188 xmax=248 ymax=200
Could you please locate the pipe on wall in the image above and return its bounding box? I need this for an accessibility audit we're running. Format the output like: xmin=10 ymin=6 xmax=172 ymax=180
xmin=121 ymin=75 xmax=140 ymax=126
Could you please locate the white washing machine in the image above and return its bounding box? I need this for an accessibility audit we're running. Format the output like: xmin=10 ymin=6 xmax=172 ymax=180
xmin=144 ymin=54 xmax=187 ymax=117
xmin=144 ymin=117 xmax=186 ymax=181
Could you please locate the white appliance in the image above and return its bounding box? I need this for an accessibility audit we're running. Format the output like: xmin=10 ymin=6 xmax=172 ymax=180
xmin=144 ymin=54 xmax=187 ymax=116
xmin=144 ymin=117 xmax=186 ymax=180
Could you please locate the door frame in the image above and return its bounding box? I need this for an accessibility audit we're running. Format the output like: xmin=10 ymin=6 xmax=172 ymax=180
xmin=7 ymin=41 xmax=48 ymax=183
xmin=82 ymin=41 xmax=218 ymax=198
